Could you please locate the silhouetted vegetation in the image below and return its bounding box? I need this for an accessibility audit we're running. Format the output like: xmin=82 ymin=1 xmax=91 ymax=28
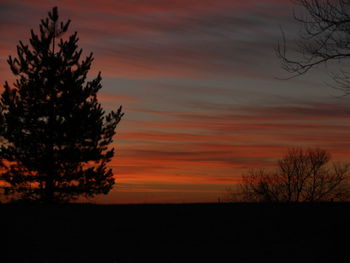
xmin=228 ymin=148 xmax=350 ymax=202
xmin=0 ymin=7 xmax=123 ymax=203
xmin=277 ymin=0 xmax=350 ymax=92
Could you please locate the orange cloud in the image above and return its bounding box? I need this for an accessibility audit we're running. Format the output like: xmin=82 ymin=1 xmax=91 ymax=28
xmin=100 ymin=100 xmax=350 ymax=203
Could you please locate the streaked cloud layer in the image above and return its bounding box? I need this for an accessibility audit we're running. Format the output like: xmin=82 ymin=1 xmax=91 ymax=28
xmin=1 ymin=0 xmax=350 ymax=203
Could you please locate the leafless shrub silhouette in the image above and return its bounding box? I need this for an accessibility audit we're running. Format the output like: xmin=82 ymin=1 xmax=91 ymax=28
xmin=229 ymin=148 xmax=350 ymax=202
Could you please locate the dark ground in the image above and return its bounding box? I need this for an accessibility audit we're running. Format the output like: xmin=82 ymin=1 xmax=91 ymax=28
xmin=1 ymin=202 xmax=350 ymax=263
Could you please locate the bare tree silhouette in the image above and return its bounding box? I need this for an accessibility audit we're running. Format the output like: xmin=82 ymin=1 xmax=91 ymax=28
xmin=229 ymin=148 xmax=350 ymax=202
xmin=277 ymin=0 xmax=350 ymax=93
xmin=0 ymin=7 xmax=124 ymax=203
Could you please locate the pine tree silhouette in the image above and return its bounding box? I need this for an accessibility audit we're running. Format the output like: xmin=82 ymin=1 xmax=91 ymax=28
xmin=0 ymin=7 xmax=124 ymax=203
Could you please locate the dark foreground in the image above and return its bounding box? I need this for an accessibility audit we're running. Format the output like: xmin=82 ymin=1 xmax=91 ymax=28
xmin=2 ymin=202 xmax=350 ymax=263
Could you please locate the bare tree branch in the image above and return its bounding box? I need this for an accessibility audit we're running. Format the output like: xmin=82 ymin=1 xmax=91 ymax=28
xmin=277 ymin=0 xmax=350 ymax=90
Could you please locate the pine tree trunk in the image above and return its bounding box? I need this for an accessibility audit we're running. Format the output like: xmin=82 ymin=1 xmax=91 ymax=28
xmin=45 ymin=177 xmax=54 ymax=204
xmin=45 ymin=104 xmax=55 ymax=204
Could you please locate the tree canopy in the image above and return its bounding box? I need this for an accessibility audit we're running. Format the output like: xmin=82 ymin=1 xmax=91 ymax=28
xmin=0 ymin=7 xmax=124 ymax=203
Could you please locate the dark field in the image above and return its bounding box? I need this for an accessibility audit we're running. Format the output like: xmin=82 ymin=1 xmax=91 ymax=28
xmin=2 ymin=203 xmax=350 ymax=263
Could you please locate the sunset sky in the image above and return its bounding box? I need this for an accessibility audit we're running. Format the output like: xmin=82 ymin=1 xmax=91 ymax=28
xmin=1 ymin=0 xmax=350 ymax=203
